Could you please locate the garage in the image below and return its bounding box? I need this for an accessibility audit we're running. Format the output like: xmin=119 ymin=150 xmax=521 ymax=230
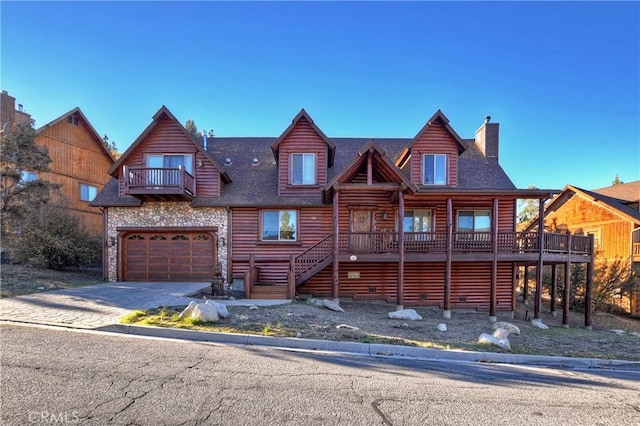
xmin=121 ymin=230 xmax=216 ymax=281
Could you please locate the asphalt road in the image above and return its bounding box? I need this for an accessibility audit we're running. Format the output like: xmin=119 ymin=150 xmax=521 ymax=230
xmin=2 ymin=324 xmax=639 ymax=425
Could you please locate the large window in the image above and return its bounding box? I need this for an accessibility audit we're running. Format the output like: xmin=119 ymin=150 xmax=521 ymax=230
xmin=146 ymin=154 xmax=193 ymax=174
xmin=403 ymin=210 xmax=433 ymax=232
xmin=80 ymin=184 xmax=97 ymax=202
xmin=291 ymin=153 xmax=316 ymax=185
xmin=458 ymin=210 xmax=491 ymax=233
xmin=262 ymin=210 xmax=297 ymax=241
xmin=423 ymin=154 xmax=447 ymax=185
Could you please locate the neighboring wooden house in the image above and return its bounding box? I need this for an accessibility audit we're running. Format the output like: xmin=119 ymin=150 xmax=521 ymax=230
xmin=2 ymin=91 xmax=113 ymax=236
xmin=35 ymin=108 xmax=115 ymax=235
xmin=93 ymin=107 xmax=596 ymax=325
xmin=535 ymin=182 xmax=640 ymax=315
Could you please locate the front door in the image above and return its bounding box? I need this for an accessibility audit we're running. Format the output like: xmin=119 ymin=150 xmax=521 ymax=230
xmin=350 ymin=210 xmax=373 ymax=251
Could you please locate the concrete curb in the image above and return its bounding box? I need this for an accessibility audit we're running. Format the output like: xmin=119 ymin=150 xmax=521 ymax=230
xmin=100 ymin=323 xmax=640 ymax=370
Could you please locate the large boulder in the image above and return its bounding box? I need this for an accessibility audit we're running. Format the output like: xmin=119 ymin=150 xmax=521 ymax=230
xmin=388 ymin=309 xmax=422 ymax=321
xmin=492 ymin=328 xmax=511 ymax=339
xmin=323 ymin=299 xmax=345 ymax=312
xmin=191 ymin=303 xmax=219 ymax=322
xmin=205 ymin=299 xmax=229 ymax=318
xmin=492 ymin=321 xmax=520 ymax=335
xmin=478 ymin=333 xmax=511 ymax=351
xmin=531 ymin=319 xmax=549 ymax=330
xmin=178 ymin=301 xmax=198 ymax=319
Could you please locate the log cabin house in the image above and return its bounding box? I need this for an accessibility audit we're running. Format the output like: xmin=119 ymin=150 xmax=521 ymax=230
xmin=92 ymin=106 xmax=595 ymax=325
xmin=35 ymin=108 xmax=115 ymax=235
xmin=1 ymin=91 xmax=114 ymax=236
xmin=527 ymin=182 xmax=639 ymax=315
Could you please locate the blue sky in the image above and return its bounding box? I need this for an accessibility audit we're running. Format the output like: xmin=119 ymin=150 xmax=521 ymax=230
xmin=2 ymin=1 xmax=638 ymax=190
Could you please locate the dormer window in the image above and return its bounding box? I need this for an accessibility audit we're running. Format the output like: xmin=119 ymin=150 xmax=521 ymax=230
xmin=423 ymin=154 xmax=447 ymax=185
xmin=291 ymin=153 xmax=316 ymax=185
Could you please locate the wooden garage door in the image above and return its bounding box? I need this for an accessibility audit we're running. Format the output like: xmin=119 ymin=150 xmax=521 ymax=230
xmin=123 ymin=231 xmax=215 ymax=281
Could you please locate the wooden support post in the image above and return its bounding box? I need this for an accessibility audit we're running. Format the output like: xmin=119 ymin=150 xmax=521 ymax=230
xmin=489 ymin=198 xmax=498 ymax=322
xmin=332 ymin=189 xmax=340 ymax=301
xmin=534 ymin=198 xmax=545 ymax=319
xmin=523 ymin=265 xmax=529 ymax=304
xmin=366 ymin=152 xmax=373 ymax=186
xmin=396 ymin=191 xmax=405 ymax=310
xmin=550 ymin=264 xmax=557 ymax=316
xmin=288 ymin=254 xmax=296 ymax=300
xmin=246 ymin=254 xmax=255 ymax=299
xmin=585 ymin=235 xmax=594 ymax=329
xmin=444 ymin=198 xmax=452 ymax=318
xmin=511 ymin=263 xmax=517 ymax=319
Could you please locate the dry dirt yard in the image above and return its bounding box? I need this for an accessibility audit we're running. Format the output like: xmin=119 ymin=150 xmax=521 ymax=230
xmin=0 ymin=264 xmax=103 ymax=298
xmin=215 ymin=298 xmax=640 ymax=361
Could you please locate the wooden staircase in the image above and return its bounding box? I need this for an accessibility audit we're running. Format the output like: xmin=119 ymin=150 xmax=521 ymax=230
xmin=250 ymin=283 xmax=289 ymax=299
xmin=293 ymin=234 xmax=334 ymax=286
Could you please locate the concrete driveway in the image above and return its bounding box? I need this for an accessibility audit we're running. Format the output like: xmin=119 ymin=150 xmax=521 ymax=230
xmin=0 ymin=282 xmax=211 ymax=329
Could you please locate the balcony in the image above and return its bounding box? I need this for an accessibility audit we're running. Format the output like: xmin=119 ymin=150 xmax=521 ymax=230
xmin=124 ymin=167 xmax=195 ymax=201
xmin=335 ymin=231 xmax=592 ymax=262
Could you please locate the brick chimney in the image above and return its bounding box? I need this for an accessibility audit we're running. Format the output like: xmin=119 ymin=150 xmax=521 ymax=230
xmin=475 ymin=115 xmax=499 ymax=159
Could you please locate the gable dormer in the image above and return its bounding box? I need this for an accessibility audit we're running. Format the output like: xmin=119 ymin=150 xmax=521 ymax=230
xmin=271 ymin=109 xmax=335 ymax=196
xmin=396 ymin=110 xmax=465 ymax=188
xmin=108 ymin=106 xmax=229 ymax=201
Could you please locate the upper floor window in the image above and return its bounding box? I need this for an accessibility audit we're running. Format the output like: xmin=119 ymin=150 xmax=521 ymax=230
xmin=458 ymin=210 xmax=491 ymax=233
xmin=403 ymin=210 xmax=433 ymax=232
xmin=423 ymin=154 xmax=447 ymax=185
xmin=80 ymin=184 xmax=97 ymax=202
xmin=146 ymin=154 xmax=193 ymax=174
xmin=291 ymin=153 xmax=316 ymax=185
xmin=20 ymin=171 xmax=38 ymax=183
xmin=262 ymin=210 xmax=297 ymax=241
xmin=67 ymin=115 xmax=79 ymax=126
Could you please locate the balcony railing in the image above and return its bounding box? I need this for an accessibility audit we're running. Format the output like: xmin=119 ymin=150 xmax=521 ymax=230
xmin=124 ymin=167 xmax=195 ymax=198
xmin=336 ymin=231 xmax=592 ymax=256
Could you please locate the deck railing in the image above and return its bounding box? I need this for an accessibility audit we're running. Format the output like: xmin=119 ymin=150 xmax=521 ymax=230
xmin=293 ymin=234 xmax=334 ymax=278
xmin=633 ymin=243 xmax=640 ymax=257
xmin=125 ymin=167 xmax=195 ymax=195
xmin=332 ymin=231 xmax=592 ymax=255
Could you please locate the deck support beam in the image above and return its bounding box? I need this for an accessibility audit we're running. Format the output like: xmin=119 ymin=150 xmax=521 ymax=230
xmin=523 ymin=265 xmax=529 ymax=304
xmin=562 ymin=236 xmax=572 ymax=327
xmin=332 ymin=189 xmax=340 ymax=301
xmin=396 ymin=191 xmax=405 ymax=310
xmin=443 ymin=198 xmax=452 ymax=318
xmin=550 ymin=264 xmax=558 ymax=316
xmin=489 ymin=198 xmax=498 ymax=322
xmin=585 ymin=235 xmax=594 ymax=329
xmin=534 ymin=198 xmax=545 ymax=319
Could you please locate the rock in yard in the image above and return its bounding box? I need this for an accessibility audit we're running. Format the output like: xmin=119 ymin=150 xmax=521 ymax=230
xmin=492 ymin=328 xmax=510 ymax=339
xmin=437 ymin=323 xmax=447 ymax=332
xmin=610 ymin=329 xmax=626 ymax=336
xmin=478 ymin=333 xmax=511 ymax=351
xmin=306 ymin=298 xmax=324 ymax=307
xmin=205 ymin=299 xmax=229 ymax=318
xmin=336 ymin=324 xmax=360 ymax=331
xmin=388 ymin=309 xmax=422 ymax=321
xmin=492 ymin=321 xmax=520 ymax=335
xmin=178 ymin=301 xmax=198 ymax=319
xmin=249 ymin=305 xmax=259 ymax=310
xmin=531 ymin=319 xmax=549 ymax=330
xmin=323 ymin=299 xmax=345 ymax=312
xmin=191 ymin=303 xmax=219 ymax=322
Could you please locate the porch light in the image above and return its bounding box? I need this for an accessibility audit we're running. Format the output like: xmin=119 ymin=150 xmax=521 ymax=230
xmin=381 ymin=211 xmax=388 ymax=220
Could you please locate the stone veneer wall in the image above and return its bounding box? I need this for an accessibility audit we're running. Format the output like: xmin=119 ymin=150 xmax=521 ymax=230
xmin=106 ymin=203 xmax=228 ymax=282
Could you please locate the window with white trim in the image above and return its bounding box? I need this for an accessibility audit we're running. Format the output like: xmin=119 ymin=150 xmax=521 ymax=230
xmin=291 ymin=153 xmax=316 ymax=185
xmin=457 ymin=210 xmax=491 ymax=241
xmin=403 ymin=210 xmax=433 ymax=232
xmin=80 ymin=184 xmax=97 ymax=202
xmin=262 ymin=210 xmax=297 ymax=241
xmin=423 ymin=154 xmax=447 ymax=185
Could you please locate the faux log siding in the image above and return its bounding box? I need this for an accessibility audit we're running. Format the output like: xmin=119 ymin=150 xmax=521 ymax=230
xmin=37 ymin=119 xmax=113 ymax=235
xmin=299 ymin=261 xmax=514 ymax=309
xmin=277 ymin=118 xmax=327 ymax=197
xmin=544 ymin=194 xmax=633 ymax=260
xmin=231 ymin=206 xmax=333 ymax=284
xmin=118 ymin=117 xmax=220 ymax=197
xmin=409 ymin=121 xmax=459 ymax=186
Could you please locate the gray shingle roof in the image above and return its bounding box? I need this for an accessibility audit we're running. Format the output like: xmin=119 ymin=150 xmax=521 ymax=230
xmin=92 ymin=135 xmax=519 ymax=207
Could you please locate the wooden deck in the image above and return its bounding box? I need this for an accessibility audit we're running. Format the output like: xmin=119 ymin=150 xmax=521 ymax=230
xmin=123 ymin=167 xmax=195 ymax=200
